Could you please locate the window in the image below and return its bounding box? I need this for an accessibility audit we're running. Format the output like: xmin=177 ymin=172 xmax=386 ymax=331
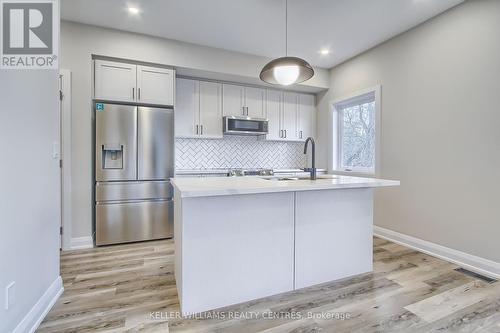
xmin=332 ymin=87 xmax=380 ymax=175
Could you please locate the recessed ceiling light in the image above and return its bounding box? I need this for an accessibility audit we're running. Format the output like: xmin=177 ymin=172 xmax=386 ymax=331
xmin=319 ymin=49 xmax=330 ymax=55
xmin=128 ymin=7 xmax=140 ymax=14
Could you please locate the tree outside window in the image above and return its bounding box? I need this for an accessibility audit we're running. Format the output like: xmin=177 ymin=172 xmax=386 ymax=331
xmin=341 ymin=101 xmax=375 ymax=170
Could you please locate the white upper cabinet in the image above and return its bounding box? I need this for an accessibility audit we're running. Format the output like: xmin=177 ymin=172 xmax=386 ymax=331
xmin=223 ymin=84 xmax=264 ymax=117
xmin=94 ymin=60 xmax=136 ymax=102
xmin=222 ymin=84 xmax=244 ymax=116
xmin=282 ymin=92 xmax=299 ymax=141
xmin=136 ymin=65 xmax=174 ymax=106
xmin=297 ymin=94 xmax=316 ymax=141
xmin=199 ymin=81 xmax=223 ymax=138
xmin=176 ymin=77 xmax=315 ymax=141
xmin=94 ymin=60 xmax=174 ymax=106
xmin=244 ymin=86 xmax=265 ymax=118
xmin=175 ymin=78 xmax=222 ymax=139
xmin=175 ymin=78 xmax=199 ymax=138
xmin=265 ymin=90 xmax=282 ymax=141
xmin=265 ymin=91 xmax=316 ymax=142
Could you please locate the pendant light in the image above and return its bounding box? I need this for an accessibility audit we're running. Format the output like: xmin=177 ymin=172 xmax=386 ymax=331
xmin=260 ymin=0 xmax=314 ymax=86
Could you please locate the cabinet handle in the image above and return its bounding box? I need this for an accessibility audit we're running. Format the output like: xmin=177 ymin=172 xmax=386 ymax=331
xmin=280 ymin=130 xmax=283 ymax=138
xmin=138 ymin=88 xmax=141 ymax=100
xmin=300 ymin=130 xmax=303 ymax=139
xmin=196 ymin=125 xmax=199 ymax=135
xmin=200 ymin=125 xmax=203 ymax=135
xmin=284 ymin=130 xmax=287 ymax=138
xmin=132 ymin=88 xmax=135 ymax=100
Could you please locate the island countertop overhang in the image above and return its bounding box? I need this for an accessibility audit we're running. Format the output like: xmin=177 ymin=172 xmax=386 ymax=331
xmin=171 ymin=175 xmax=400 ymax=198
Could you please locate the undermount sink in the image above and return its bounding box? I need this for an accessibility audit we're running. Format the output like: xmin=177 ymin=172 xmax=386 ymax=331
xmin=264 ymin=177 xmax=305 ymax=181
xmin=264 ymin=175 xmax=338 ymax=181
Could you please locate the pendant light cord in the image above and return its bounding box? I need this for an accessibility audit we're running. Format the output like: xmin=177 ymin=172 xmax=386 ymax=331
xmin=285 ymin=0 xmax=288 ymax=56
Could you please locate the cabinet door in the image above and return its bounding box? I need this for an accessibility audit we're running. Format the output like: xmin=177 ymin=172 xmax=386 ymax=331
xmin=265 ymin=90 xmax=283 ymax=141
xmin=199 ymin=81 xmax=223 ymax=139
xmin=136 ymin=66 xmax=174 ymax=106
xmin=222 ymin=84 xmax=245 ymax=116
xmin=94 ymin=60 xmax=136 ymax=102
xmin=282 ymin=92 xmax=299 ymax=141
xmin=298 ymin=94 xmax=316 ymax=141
xmin=244 ymin=86 xmax=265 ymax=118
xmin=295 ymin=189 xmax=373 ymax=289
xmin=175 ymin=78 xmax=199 ymax=138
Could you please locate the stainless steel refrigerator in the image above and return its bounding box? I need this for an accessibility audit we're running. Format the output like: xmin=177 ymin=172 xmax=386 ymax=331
xmin=94 ymin=103 xmax=174 ymax=246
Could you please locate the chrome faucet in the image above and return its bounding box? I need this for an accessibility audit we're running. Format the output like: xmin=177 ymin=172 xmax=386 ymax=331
xmin=303 ymin=137 xmax=317 ymax=180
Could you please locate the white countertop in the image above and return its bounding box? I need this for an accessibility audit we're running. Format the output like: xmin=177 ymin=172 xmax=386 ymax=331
xmin=171 ymin=174 xmax=400 ymax=198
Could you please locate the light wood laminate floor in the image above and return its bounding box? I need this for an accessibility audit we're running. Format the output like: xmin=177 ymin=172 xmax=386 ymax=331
xmin=38 ymin=237 xmax=500 ymax=332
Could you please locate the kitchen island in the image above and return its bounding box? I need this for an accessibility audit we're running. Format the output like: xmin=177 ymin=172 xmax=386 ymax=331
xmin=171 ymin=175 xmax=399 ymax=315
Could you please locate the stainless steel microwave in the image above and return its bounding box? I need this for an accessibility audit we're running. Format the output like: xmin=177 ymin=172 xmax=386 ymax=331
xmin=223 ymin=116 xmax=269 ymax=135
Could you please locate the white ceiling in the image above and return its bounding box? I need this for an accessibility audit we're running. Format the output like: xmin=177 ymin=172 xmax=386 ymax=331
xmin=61 ymin=0 xmax=464 ymax=69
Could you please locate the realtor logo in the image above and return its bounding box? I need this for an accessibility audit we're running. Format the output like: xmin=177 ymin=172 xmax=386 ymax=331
xmin=1 ymin=0 xmax=59 ymax=69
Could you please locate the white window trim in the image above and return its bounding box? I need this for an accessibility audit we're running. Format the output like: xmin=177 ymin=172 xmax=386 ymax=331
xmin=330 ymin=85 xmax=381 ymax=177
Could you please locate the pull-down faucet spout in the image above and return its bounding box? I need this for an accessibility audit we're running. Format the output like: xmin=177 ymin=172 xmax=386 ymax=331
xmin=303 ymin=137 xmax=316 ymax=180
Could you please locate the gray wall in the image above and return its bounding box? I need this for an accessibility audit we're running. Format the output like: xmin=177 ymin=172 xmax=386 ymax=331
xmin=60 ymin=21 xmax=329 ymax=240
xmin=317 ymin=0 xmax=500 ymax=262
xmin=0 ymin=71 xmax=60 ymax=330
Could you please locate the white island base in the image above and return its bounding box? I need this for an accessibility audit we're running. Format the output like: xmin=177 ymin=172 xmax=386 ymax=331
xmin=172 ymin=176 xmax=398 ymax=315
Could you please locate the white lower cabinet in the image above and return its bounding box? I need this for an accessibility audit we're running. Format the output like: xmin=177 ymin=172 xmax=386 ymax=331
xmin=175 ymin=191 xmax=295 ymax=315
xmin=294 ymin=189 xmax=374 ymax=289
xmin=175 ymin=188 xmax=375 ymax=315
xmin=175 ymin=78 xmax=222 ymax=138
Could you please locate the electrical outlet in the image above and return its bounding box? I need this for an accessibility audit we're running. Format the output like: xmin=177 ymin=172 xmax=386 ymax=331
xmin=5 ymin=282 xmax=15 ymax=310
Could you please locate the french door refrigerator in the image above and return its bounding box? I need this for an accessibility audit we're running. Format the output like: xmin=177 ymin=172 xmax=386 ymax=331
xmin=94 ymin=103 xmax=174 ymax=245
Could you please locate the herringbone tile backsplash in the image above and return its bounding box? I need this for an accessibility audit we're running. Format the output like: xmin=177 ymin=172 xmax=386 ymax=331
xmin=175 ymin=136 xmax=306 ymax=170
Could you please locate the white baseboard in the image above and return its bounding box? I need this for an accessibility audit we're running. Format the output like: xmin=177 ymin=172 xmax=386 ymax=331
xmin=374 ymin=226 xmax=500 ymax=280
xmin=70 ymin=236 xmax=94 ymax=250
xmin=13 ymin=276 xmax=63 ymax=333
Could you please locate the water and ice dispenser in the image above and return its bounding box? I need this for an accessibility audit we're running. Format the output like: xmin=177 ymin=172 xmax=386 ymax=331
xmin=102 ymin=143 xmax=123 ymax=169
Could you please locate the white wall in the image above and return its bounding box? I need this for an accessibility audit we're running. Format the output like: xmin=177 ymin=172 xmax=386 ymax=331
xmin=60 ymin=21 xmax=329 ymax=241
xmin=317 ymin=0 xmax=500 ymax=262
xmin=0 ymin=71 xmax=61 ymax=330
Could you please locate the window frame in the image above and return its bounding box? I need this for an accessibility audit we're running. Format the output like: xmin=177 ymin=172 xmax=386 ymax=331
xmin=330 ymin=85 xmax=381 ymax=177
